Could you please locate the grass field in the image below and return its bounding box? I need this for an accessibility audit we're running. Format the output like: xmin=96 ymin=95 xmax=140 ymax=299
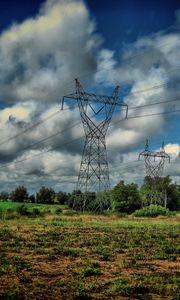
xmin=0 ymin=202 xmax=179 ymax=299
xmin=0 ymin=201 xmax=67 ymax=213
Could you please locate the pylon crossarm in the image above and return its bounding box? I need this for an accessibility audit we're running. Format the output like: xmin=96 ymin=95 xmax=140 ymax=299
xmin=139 ymin=151 xmax=154 ymax=160
xmin=63 ymin=92 xmax=126 ymax=106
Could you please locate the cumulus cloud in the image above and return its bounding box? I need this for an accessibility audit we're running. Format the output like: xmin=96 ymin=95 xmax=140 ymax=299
xmin=165 ymin=143 xmax=180 ymax=154
xmin=95 ymin=11 xmax=180 ymax=166
xmin=0 ymin=0 xmax=100 ymax=103
xmin=0 ymin=1 xmax=180 ymax=192
xmin=0 ymin=0 xmax=98 ymax=192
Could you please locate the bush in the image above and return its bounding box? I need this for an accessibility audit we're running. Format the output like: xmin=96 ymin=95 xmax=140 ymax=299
xmin=133 ymin=205 xmax=175 ymax=217
xmin=55 ymin=207 xmax=62 ymax=214
xmin=16 ymin=205 xmax=30 ymax=216
xmin=32 ymin=207 xmax=41 ymax=216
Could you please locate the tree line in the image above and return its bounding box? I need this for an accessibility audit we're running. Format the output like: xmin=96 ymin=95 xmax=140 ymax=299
xmin=0 ymin=186 xmax=68 ymax=205
xmin=0 ymin=176 xmax=180 ymax=213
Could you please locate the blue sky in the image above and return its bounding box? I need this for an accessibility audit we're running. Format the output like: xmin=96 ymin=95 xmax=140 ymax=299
xmin=86 ymin=0 xmax=180 ymax=49
xmin=1 ymin=0 xmax=179 ymax=45
xmin=0 ymin=0 xmax=180 ymax=193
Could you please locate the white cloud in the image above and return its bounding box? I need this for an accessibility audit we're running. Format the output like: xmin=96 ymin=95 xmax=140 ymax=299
xmin=0 ymin=2 xmax=180 ymax=192
xmin=0 ymin=0 xmax=100 ymax=103
xmin=165 ymin=143 xmax=180 ymax=154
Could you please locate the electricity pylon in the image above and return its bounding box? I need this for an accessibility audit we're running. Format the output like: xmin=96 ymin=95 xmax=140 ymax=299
xmin=139 ymin=139 xmax=170 ymax=205
xmin=62 ymin=79 xmax=128 ymax=195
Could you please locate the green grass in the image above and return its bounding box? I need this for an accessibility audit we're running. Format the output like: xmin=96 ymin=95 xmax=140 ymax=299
xmin=0 ymin=200 xmax=67 ymax=213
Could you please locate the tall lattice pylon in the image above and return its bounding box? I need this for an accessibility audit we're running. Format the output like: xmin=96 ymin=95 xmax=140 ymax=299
xmin=62 ymin=79 xmax=128 ymax=194
xmin=139 ymin=140 xmax=170 ymax=205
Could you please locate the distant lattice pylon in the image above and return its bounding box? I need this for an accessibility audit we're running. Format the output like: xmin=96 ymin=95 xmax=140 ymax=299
xmin=139 ymin=139 xmax=170 ymax=205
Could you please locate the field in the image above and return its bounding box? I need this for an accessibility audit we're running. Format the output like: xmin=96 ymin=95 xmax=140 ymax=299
xmin=0 ymin=202 xmax=179 ymax=300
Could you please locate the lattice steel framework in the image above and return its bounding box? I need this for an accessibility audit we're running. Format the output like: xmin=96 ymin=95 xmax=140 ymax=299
xmin=62 ymin=79 xmax=128 ymax=193
xmin=139 ymin=139 xmax=170 ymax=205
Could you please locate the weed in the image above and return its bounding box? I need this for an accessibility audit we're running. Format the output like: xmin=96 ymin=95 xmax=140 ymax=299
xmin=0 ymin=283 xmax=24 ymax=300
xmin=0 ymin=228 xmax=14 ymax=242
xmin=173 ymin=292 xmax=180 ymax=300
xmin=96 ymin=245 xmax=111 ymax=261
xmin=75 ymin=282 xmax=91 ymax=300
xmin=83 ymin=263 xmax=101 ymax=277
xmin=0 ymin=253 xmax=9 ymax=274
xmin=106 ymin=277 xmax=129 ymax=295
xmin=134 ymin=252 xmax=145 ymax=260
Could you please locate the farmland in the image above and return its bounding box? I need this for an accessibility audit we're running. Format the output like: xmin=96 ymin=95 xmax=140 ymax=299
xmin=0 ymin=203 xmax=179 ymax=300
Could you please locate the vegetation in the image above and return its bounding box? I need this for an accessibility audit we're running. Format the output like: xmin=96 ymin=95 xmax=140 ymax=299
xmin=36 ymin=186 xmax=55 ymax=204
xmin=133 ymin=205 xmax=175 ymax=217
xmin=0 ymin=202 xmax=67 ymax=220
xmin=0 ymin=213 xmax=179 ymax=299
xmin=112 ymin=181 xmax=141 ymax=213
xmin=10 ymin=186 xmax=28 ymax=202
xmin=140 ymin=176 xmax=180 ymax=210
xmin=0 ymin=175 xmax=179 ymax=214
xmin=0 ymin=176 xmax=179 ymax=299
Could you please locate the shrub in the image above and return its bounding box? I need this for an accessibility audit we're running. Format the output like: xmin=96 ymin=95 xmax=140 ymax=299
xmin=16 ymin=205 xmax=30 ymax=216
xmin=55 ymin=207 xmax=62 ymax=214
xmin=32 ymin=207 xmax=41 ymax=216
xmin=133 ymin=205 xmax=175 ymax=217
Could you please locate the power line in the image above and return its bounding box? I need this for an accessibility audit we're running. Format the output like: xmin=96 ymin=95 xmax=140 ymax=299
xmin=128 ymin=96 xmax=180 ymax=110
xmin=1 ymin=100 xmax=180 ymax=165
xmin=113 ymin=96 xmax=180 ymax=115
xmin=0 ymin=120 xmax=82 ymax=161
xmin=0 ymin=135 xmax=84 ymax=169
xmin=0 ymin=107 xmax=111 ymax=161
xmin=1 ymin=106 xmax=180 ymax=170
xmin=1 ymin=66 xmax=179 ymax=149
xmin=124 ymin=77 xmax=180 ymax=99
xmin=1 ymin=91 xmax=180 ymax=153
xmin=0 ymin=105 xmax=78 ymax=147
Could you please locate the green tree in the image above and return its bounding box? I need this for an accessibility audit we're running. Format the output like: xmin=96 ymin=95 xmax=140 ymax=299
xmin=140 ymin=176 xmax=180 ymax=210
xmin=29 ymin=194 xmax=36 ymax=203
xmin=0 ymin=191 xmax=9 ymax=201
xmin=112 ymin=181 xmax=141 ymax=214
xmin=10 ymin=186 xmax=29 ymax=202
xmin=36 ymin=186 xmax=55 ymax=204
xmin=54 ymin=191 xmax=68 ymax=205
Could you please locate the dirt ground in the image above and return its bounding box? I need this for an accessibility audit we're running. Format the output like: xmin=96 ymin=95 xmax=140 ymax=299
xmin=0 ymin=215 xmax=179 ymax=299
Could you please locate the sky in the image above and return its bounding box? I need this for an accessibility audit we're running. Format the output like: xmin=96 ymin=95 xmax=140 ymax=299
xmin=0 ymin=0 xmax=180 ymax=194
